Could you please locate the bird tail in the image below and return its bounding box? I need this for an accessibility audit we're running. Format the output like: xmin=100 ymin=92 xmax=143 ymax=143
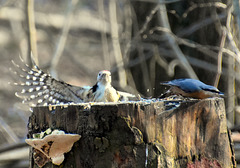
xmin=218 ymin=92 xmax=224 ymax=97
xmin=160 ymin=81 xmax=170 ymax=86
xmin=118 ymin=91 xmax=141 ymax=101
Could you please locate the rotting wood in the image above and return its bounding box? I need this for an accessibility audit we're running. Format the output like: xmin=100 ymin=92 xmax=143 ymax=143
xmin=27 ymin=98 xmax=236 ymax=168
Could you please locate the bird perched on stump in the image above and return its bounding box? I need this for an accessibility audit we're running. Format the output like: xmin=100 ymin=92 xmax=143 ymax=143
xmin=160 ymin=78 xmax=224 ymax=99
xmin=85 ymin=70 xmax=124 ymax=102
xmin=11 ymin=58 xmax=138 ymax=107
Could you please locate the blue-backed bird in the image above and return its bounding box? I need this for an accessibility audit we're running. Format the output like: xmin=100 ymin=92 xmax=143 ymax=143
xmin=160 ymin=78 xmax=224 ymax=99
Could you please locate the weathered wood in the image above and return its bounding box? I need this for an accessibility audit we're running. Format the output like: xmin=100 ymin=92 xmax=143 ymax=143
xmin=27 ymin=98 xmax=235 ymax=168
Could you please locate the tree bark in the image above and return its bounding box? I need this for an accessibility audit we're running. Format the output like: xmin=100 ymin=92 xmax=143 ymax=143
xmin=27 ymin=98 xmax=235 ymax=168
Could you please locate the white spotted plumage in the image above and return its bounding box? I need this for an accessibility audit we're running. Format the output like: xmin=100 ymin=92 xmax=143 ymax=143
xmin=30 ymin=95 xmax=36 ymax=99
xmin=28 ymin=88 xmax=34 ymax=92
xmin=37 ymin=92 xmax=43 ymax=97
xmin=52 ymin=99 xmax=56 ymax=104
xmin=37 ymin=99 xmax=43 ymax=104
xmin=49 ymin=96 xmax=53 ymax=102
xmin=11 ymin=57 xmax=139 ymax=108
xmin=11 ymin=57 xmax=86 ymax=107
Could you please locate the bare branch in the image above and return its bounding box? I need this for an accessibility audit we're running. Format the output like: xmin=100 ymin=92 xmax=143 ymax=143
xmin=0 ymin=117 xmax=19 ymax=144
xmin=109 ymin=0 xmax=127 ymax=88
xmin=0 ymin=7 xmax=110 ymax=34
xmin=226 ymin=6 xmax=240 ymax=58
xmin=0 ymin=0 xmax=15 ymax=9
xmin=25 ymin=0 xmax=38 ymax=66
xmin=131 ymin=0 xmax=182 ymax=4
xmin=129 ymin=3 xmax=152 ymax=95
xmin=226 ymin=5 xmax=236 ymax=125
xmin=182 ymin=2 xmax=227 ymax=18
xmin=50 ymin=0 xmax=78 ymax=79
xmin=124 ymin=4 xmax=159 ymax=58
xmin=152 ymin=45 xmax=173 ymax=76
xmin=157 ymin=1 xmax=198 ymax=79
xmin=177 ymin=13 xmax=226 ymax=37
xmin=214 ymin=27 xmax=226 ymax=87
xmin=98 ymin=0 xmax=111 ymax=70
xmin=150 ymin=26 xmax=240 ymax=63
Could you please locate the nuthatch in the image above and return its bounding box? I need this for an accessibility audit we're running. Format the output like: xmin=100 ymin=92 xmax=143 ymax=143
xmin=160 ymin=78 xmax=224 ymax=99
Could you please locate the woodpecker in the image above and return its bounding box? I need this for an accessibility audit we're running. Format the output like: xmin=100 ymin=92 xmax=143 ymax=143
xmin=160 ymin=78 xmax=224 ymax=99
xmin=85 ymin=70 xmax=120 ymax=102
xmin=11 ymin=58 xmax=138 ymax=107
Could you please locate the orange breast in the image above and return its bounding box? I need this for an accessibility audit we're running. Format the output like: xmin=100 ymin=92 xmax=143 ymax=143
xmin=186 ymin=90 xmax=211 ymax=99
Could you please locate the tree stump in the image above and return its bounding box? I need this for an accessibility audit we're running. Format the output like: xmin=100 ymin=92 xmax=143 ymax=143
xmin=27 ymin=98 xmax=236 ymax=168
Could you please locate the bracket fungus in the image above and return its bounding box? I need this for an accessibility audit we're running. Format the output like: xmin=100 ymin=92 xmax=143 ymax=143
xmin=25 ymin=129 xmax=81 ymax=167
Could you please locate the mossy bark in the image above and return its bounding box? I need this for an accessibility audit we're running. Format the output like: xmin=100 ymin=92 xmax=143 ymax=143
xmin=28 ymin=98 xmax=235 ymax=168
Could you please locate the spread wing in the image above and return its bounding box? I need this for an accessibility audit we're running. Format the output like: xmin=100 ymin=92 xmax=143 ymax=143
xmin=84 ymin=84 xmax=140 ymax=102
xmin=11 ymin=58 xmax=89 ymax=107
xmin=118 ymin=91 xmax=140 ymax=101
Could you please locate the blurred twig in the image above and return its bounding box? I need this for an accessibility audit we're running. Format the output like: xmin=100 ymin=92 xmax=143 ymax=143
xmin=177 ymin=13 xmax=226 ymax=37
xmin=153 ymin=46 xmax=168 ymax=69
xmin=9 ymin=13 xmax=28 ymax=59
xmin=122 ymin=0 xmax=133 ymax=61
xmin=124 ymin=4 xmax=159 ymax=60
xmin=98 ymin=0 xmax=110 ymax=70
xmin=116 ymin=1 xmax=140 ymax=93
xmin=25 ymin=0 xmax=38 ymax=66
xmin=182 ymin=2 xmax=227 ymax=18
xmin=226 ymin=5 xmax=236 ymax=125
xmin=132 ymin=0 xmax=181 ymax=3
xmin=0 ymin=117 xmax=19 ymax=144
xmin=0 ymin=0 xmax=15 ymax=9
xmin=0 ymin=142 xmax=28 ymax=168
xmin=130 ymin=3 xmax=153 ymax=95
xmin=152 ymin=45 xmax=171 ymax=76
xmin=214 ymin=27 xmax=226 ymax=87
xmin=0 ymin=7 xmax=110 ymax=33
xmin=226 ymin=8 xmax=240 ymax=58
xmin=157 ymin=1 xmax=198 ymax=79
xmin=121 ymin=4 xmax=159 ymax=94
xmin=109 ymin=0 xmax=127 ymax=88
xmin=150 ymin=50 xmax=156 ymax=91
xmin=151 ymin=27 xmax=239 ymax=63
xmin=50 ymin=0 xmax=78 ymax=79
xmin=0 ymin=142 xmax=27 ymax=153
xmin=233 ymin=0 xmax=240 ymax=35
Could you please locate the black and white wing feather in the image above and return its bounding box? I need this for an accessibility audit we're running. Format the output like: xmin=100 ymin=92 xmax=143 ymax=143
xmin=11 ymin=59 xmax=89 ymax=107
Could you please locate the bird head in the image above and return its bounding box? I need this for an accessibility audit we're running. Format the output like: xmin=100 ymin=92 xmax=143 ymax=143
xmin=97 ymin=70 xmax=111 ymax=85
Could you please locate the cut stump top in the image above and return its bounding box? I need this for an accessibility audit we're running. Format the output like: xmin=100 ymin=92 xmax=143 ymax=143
xmin=28 ymin=98 xmax=235 ymax=168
